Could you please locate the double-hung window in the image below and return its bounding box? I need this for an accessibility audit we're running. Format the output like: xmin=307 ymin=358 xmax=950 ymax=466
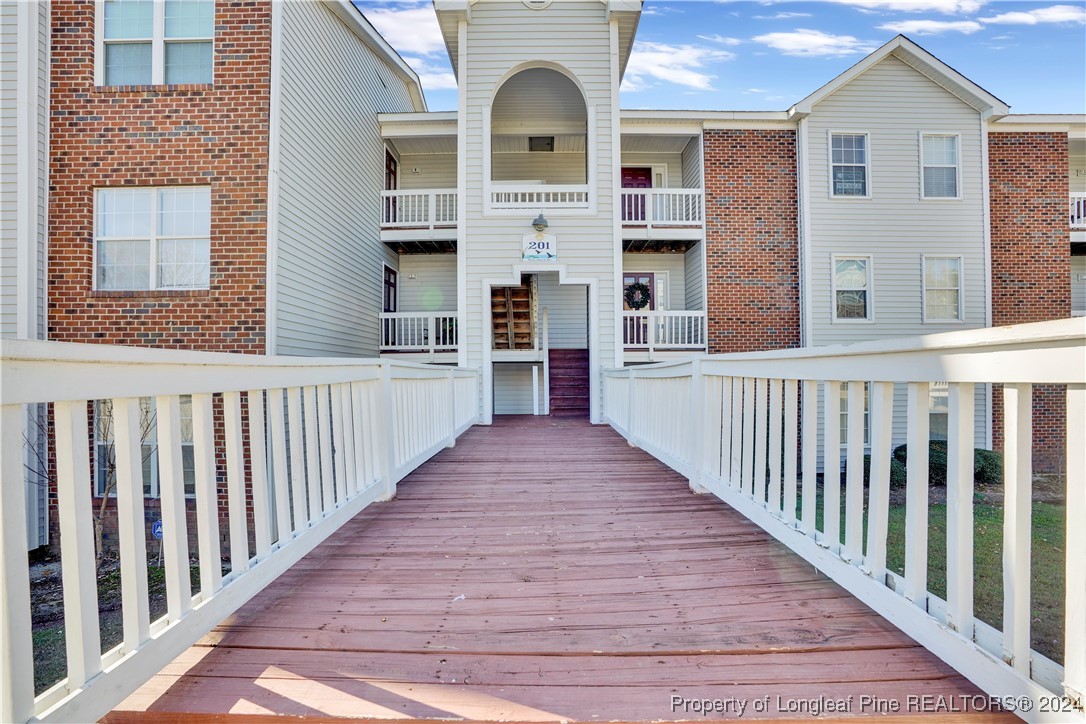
xmin=95 ymin=187 xmax=211 ymax=291
xmin=929 ymin=383 xmax=949 ymax=442
xmin=100 ymin=0 xmax=214 ymax=86
xmin=830 ymin=133 xmax=869 ymax=197
xmin=832 ymin=256 xmax=872 ymax=320
xmin=921 ymin=134 xmax=960 ymax=199
xmin=922 ymin=255 xmax=962 ymax=321
xmin=95 ymin=397 xmax=196 ymax=498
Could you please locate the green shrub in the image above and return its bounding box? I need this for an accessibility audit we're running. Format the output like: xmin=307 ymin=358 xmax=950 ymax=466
xmin=846 ymin=453 xmax=908 ymax=489
xmin=973 ymin=448 xmax=1003 ymax=486
xmin=893 ymin=441 xmax=948 ymax=486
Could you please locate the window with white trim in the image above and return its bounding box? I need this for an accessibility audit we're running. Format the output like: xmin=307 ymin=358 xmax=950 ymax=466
xmin=100 ymin=0 xmax=214 ymax=86
xmin=929 ymin=383 xmax=949 ymax=442
xmin=921 ymin=134 xmax=960 ymax=199
xmin=95 ymin=397 xmax=195 ymax=498
xmin=830 ymin=133 xmax=869 ymax=197
xmin=923 ymin=256 xmax=961 ymax=321
xmin=833 ymin=256 xmax=871 ymax=320
xmin=95 ymin=187 xmax=211 ymax=291
xmin=839 ymin=382 xmax=871 ymax=447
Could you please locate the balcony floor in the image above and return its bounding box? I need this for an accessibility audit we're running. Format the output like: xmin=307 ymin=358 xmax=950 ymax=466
xmin=109 ymin=417 xmax=1001 ymax=722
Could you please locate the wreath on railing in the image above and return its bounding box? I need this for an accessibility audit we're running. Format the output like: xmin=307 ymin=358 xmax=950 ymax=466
xmin=624 ymin=281 xmax=652 ymax=311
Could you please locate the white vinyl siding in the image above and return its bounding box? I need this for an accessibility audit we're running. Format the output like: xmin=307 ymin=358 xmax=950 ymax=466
xmin=275 ymin=1 xmax=415 ymax=356
xmin=397 ymin=254 xmax=458 ymax=313
xmin=681 ymin=137 xmax=702 ymax=189
xmin=621 ymin=253 xmax=687 ymax=310
xmin=493 ymin=362 xmax=543 ymax=414
xmin=684 ymin=243 xmax=704 ymax=311
xmin=537 ymin=272 xmax=588 ymax=348
xmin=492 ymin=152 xmax=587 ymax=184
xmin=397 ymin=154 xmax=457 ymax=191
xmin=1073 ymin=256 xmax=1086 ymax=317
xmin=0 ymin=0 xmax=18 ymax=336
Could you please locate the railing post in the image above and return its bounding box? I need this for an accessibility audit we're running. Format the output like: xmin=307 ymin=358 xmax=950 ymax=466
xmin=689 ymin=358 xmax=708 ymax=493
xmin=626 ymin=367 xmax=637 ymax=447
xmin=447 ymin=368 xmax=457 ymax=447
xmin=378 ymin=362 xmax=397 ymax=500
xmin=1 ymin=405 xmax=34 ymax=724
xmin=428 ymin=190 xmax=436 ymax=230
xmin=648 ymin=313 xmax=656 ymax=362
xmin=428 ymin=314 xmax=437 ymax=361
xmin=1066 ymin=383 xmax=1085 ymax=705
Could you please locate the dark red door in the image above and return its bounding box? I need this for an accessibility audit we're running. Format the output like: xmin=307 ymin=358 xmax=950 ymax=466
xmin=385 ymin=150 xmax=398 ymax=223
xmin=621 ymin=167 xmax=652 ymax=222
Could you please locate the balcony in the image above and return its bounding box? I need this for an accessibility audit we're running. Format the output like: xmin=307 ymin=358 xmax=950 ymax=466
xmin=621 ymin=188 xmax=703 ymax=243
xmin=380 ymin=189 xmax=457 ymax=248
xmin=1072 ymin=192 xmax=1086 ymax=229
xmin=379 ymin=311 xmax=458 ymax=363
xmin=623 ymin=310 xmax=707 ymax=362
xmin=489 ymin=184 xmax=590 ymax=212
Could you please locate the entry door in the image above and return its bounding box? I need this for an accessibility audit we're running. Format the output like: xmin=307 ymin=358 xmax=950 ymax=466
xmin=621 ymin=167 xmax=652 ymax=222
xmin=385 ymin=150 xmax=398 ymax=223
xmin=622 ymin=273 xmax=654 ymax=347
xmin=383 ymin=267 xmax=398 ymax=313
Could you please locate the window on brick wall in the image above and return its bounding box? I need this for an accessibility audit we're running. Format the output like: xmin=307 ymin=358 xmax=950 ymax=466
xmin=832 ymin=256 xmax=872 ymax=320
xmin=830 ymin=133 xmax=869 ymax=197
xmin=923 ymin=255 xmax=962 ymax=321
xmin=95 ymin=187 xmax=211 ymax=291
xmin=99 ymin=0 xmax=214 ymax=86
xmin=920 ymin=134 xmax=960 ymax=199
xmin=95 ymin=397 xmax=196 ymax=498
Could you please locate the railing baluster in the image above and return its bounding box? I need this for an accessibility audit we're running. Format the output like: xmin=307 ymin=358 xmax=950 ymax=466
xmin=303 ymin=386 xmax=322 ymax=524
xmin=823 ymin=381 xmax=841 ymax=550
xmin=0 ymin=405 xmax=33 ymax=723
xmin=768 ymin=379 xmax=783 ymax=515
xmin=1066 ymin=383 xmax=1086 ymax=704
xmin=222 ymin=391 xmax=249 ymax=573
xmin=865 ymin=382 xmax=894 ymax=582
xmin=341 ymin=383 xmax=359 ymax=495
xmin=317 ymin=386 xmax=335 ymax=511
xmin=741 ymin=378 xmax=755 ymax=496
xmin=331 ymin=383 xmax=348 ymax=504
xmin=156 ymin=394 xmax=193 ymax=619
xmin=287 ymin=388 xmax=307 ymax=534
xmin=783 ymin=380 xmax=799 ymax=526
xmin=946 ymin=382 xmax=975 ymax=638
xmin=844 ymin=380 xmax=865 ymax=562
xmin=192 ymin=393 xmax=222 ymax=596
xmin=246 ymin=389 xmax=272 ymax=558
xmin=113 ymin=398 xmax=150 ymax=651
xmin=719 ymin=376 xmax=733 ymax=483
xmin=703 ymin=376 xmax=723 ymax=480
xmin=904 ymin=382 xmax=930 ymax=606
xmin=801 ymin=379 xmax=818 ymax=533
xmin=753 ymin=378 xmax=768 ymax=504
xmin=267 ymin=388 xmax=292 ymax=544
xmin=1002 ymin=383 xmax=1032 ymax=673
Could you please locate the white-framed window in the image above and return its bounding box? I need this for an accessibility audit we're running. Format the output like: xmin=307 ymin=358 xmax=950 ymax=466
xmin=929 ymin=383 xmax=949 ymax=441
xmin=920 ymin=134 xmax=960 ymax=199
xmin=832 ymin=255 xmax=872 ymax=321
xmin=95 ymin=186 xmax=211 ymax=291
xmin=97 ymin=0 xmax=214 ymax=87
xmin=94 ymin=397 xmax=195 ymax=498
xmin=922 ymin=255 xmax=962 ymax=321
xmin=830 ymin=132 xmax=869 ymax=197
xmin=839 ymin=382 xmax=871 ymax=447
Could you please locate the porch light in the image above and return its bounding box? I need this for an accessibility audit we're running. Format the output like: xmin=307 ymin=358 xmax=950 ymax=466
xmin=532 ymin=212 xmax=549 ymax=231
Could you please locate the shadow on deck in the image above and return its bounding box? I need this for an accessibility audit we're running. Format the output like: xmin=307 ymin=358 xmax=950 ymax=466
xmin=107 ymin=417 xmax=999 ymax=722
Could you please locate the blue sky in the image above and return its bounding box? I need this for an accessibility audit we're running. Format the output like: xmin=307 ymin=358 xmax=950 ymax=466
xmin=359 ymin=1 xmax=1086 ymax=114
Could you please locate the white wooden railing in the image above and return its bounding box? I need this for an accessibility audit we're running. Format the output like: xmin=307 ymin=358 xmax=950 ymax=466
xmin=490 ymin=184 xmax=589 ymax=210
xmin=623 ymin=310 xmax=707 ymax=359
xmin=379 ymin=312 xmax=457 ymax=359
xmin=620 ymin=188 xmax=703 ymax=227
xmin=1072 ymin=193 xmax=1086 ymax=229
xmin=380 ymin=189 xmax=457 ymax=228
xmin=0 ymin=340 xmax=480 ymax=723
xmin=603 ymin=319 xmax=1086 ymax=722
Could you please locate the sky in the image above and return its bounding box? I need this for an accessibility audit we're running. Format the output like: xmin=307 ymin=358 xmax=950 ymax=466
xmin=358 ymin=0 xmax=1086 ymax=114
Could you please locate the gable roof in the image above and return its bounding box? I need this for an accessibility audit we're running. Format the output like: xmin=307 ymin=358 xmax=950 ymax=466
xmin=789 ymin=35 xmax=1009 ymax=119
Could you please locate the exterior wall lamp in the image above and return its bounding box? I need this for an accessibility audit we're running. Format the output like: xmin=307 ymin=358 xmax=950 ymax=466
xmin=532 ymin=212 xmax=549 ymax=232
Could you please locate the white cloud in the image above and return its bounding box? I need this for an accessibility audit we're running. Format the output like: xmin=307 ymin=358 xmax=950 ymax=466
xmin=752 ymin=29 xmax=879 ymax=57
xmin=363 ymin=4 xmax=447 ymax=57
xmin=744 ymin=87 xmax=769 ymax=93
xmin=400 ymin=56 xmax=457 ymax=90
xmin=696 ymin=33 xmax=743 ymax=46
xmin=753 ymin=12 xmax=814 ymax=20
xmin=622 ymin=41 xmax=735 ymax=92
xmin=827 ymin=0 xmax=985 ymax=13
xmin=981 ymin=4 xmax=1085 ymax=25
xmin=879 ymin=19 xmax=983 ymax=34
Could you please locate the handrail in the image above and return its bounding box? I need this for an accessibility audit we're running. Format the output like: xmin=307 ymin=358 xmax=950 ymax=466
xmin=1072 ymin=192 xmax=1086 ymax=229
xmin=623 ymin=310 xmax=707 ymax=360
xmin=379 ymin=312 xmax=458 ymax=359
xmin=0 ymin=339 xmax=480 ymax=723
xmin=602 ymin=318 xmax=1086 ymax=722
xmin=620 ymin=188 xmax=703 ymax=227
xmin=490 ymin=184 xmax=590 ymax=209
xmin=380 ymin=189 xmax=457 ymax=228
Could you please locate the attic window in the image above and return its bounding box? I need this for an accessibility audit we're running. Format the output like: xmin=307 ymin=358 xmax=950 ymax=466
xmin=529 ymin=136 xmax=554 ymax=152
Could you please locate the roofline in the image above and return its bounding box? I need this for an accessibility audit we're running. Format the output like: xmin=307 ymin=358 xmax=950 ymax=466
xmin=789 ymin=35 xmax=1009 ymax=119
xmin=329 ymin=0 xmax=427 ymax=112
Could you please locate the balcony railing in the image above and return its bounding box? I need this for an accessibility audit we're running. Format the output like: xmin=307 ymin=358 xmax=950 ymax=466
xmin=603 ymin=318 xmax=1086 ymax=715
xmin=0 ymin=340 xmax=480 ymax=722
xmin=1072 ymin=193 xmax=1086 ymax=229
xmin=381 ymin=189 xmax=457 ymax=229
xmin=380 ymin=312 xmax=458 ymax=356
xmin=620 ymin=188 xmax=703 ymax=227
xmin=623 ymin=310 xmax=707 ymax=357
xmin=490 ymin=184 xmax=590 ymax=210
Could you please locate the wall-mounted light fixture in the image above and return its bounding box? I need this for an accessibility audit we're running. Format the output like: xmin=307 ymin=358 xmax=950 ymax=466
xmin=532 ymin=212 xmax=549 ymax=232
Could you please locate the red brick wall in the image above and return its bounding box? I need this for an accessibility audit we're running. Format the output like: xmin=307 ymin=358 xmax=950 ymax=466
xmin=46 ymin=0 xmax=272 ymax=551
xmin=988 ymin=131 xmax=1070 ymax=473
xmin=703 ymin=129 xmax=800 ymax=353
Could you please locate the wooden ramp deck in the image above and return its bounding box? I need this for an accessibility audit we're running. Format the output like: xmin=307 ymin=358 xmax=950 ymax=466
xmin=110 ymin=417 xmax=1002 ymax=722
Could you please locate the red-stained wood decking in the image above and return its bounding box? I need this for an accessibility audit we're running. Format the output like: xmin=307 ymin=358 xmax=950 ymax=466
xmin=110 ymin=417 xmax=1004 ymax=722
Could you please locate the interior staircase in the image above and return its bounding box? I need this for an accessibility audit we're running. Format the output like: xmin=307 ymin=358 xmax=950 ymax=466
xmin=548 ymin=348 xmax=590 ymax=418
xmin=491 ymin=280 xmax=535 ymax=350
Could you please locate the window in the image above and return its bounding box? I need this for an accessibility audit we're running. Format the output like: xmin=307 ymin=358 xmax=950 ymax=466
xmin=100 ymin=0 xmax=214 ymax=86
xmin=95 ymin=397 xmax=195 ymax=497
xmin=839 ymin=382 xmax=871 ymax=447
xmin=830 ymin=133 xmax=869 ymax=197
xmin=929 ymin=383 xmax=949 ymax=442
xmin=95 ymin=187 xmax=211 ymax=291
xmin=833 ymin=256 xmax=871 ymax=320
xmin=923 ymin=256 xmax=962 ymax=321
xmin=921 ymin=134 xmax=960 ymax=199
